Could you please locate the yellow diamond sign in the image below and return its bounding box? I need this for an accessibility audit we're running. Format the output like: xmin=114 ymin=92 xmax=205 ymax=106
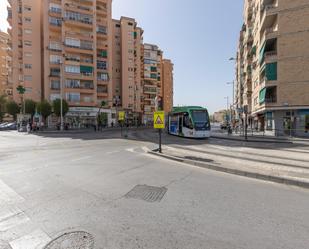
xmin=118 ymin=111 xmax=125 ymax=121
xmin=154 ymin=111 xmax=165 ymax=129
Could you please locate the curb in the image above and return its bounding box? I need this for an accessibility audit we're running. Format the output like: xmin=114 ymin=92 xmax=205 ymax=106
xmin=148 ymin=151 xmax=309 ymax=189
xmin=211 ymin=135 xmax=293 ymax=144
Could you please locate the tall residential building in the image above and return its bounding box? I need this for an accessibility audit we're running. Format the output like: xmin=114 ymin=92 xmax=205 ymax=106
xmin=112 ymin=17 xmax=143 ymax=122
xmin=162 ymin=59 xmax=174 ymax=113
xmin=235 ymin=0 xmax=309 ymax=137
xmin=42 ymin=0 xmax=113 ymax=125
xmin=0 ymin=31 xmax=12 ymax=97
xmin=7 ymin=0 xmax=42 ymax=103
xmin=141 ymin=43 xmax=163 ymax=123
xmin=7 ymin=1 xmax=174 ymax=126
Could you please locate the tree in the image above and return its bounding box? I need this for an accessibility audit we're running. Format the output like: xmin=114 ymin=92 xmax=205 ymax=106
xmin=0 ymin=95 xmax=7 ymax=122
xmin=37 ymin=100 xmax=52 ymax=120
xmin=52 ymin=99 xmax=69 ymax=117
xmin=24 ymin=99 xmax=37 ymax=117
xmin=98 ymin=112 xmax=108 ymax=127
xmin=6 ymin=101 xmax=20 ymax=120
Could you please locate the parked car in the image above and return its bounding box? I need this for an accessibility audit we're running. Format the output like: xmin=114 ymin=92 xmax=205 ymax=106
xmin=0 ymin=122 xmax=9 ymax=129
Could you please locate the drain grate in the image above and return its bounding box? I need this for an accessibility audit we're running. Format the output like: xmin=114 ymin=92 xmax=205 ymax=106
xmin=125 ymin=185 xmax=167 ymax=203
xmin=43 ymin=231 xmax=94 ymax=249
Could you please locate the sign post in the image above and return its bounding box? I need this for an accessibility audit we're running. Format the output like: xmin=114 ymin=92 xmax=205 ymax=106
xmin=118 ymin=111 xmax=125 ymax=137
xmin=154 ymin=111 xmax=165 ymax=153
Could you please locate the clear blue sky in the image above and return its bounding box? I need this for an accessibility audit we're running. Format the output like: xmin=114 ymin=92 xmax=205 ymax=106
xmin=0 ymin=0 xmax=244 ymax=114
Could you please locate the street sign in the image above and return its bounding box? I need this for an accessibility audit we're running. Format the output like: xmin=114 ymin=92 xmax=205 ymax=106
xmin=118 ymin=111 xmax=125 ymax=121
xmin=154 ymin=111 xmax=165 ymax=129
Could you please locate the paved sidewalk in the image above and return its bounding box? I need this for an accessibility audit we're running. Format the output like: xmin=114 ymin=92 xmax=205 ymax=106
xmin=211 ymin=131 xmax=309 ymax=144
xmin=149 ymin=145 xmax=309 ymax=189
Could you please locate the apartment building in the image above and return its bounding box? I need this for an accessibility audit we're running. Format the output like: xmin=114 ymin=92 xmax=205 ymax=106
xmin=141 ymin=43 xmax=163 ymax=123
xmin=162 ymin=59 xmax=174 ymax=113
xmin=7 ymin=1 xmax=174 ymax=126
xmin=112 ymin=17 xmax=143 ymax=123
xmin=42 ymin=0 xmax=113 ymax=126
xmin=236 ymin=0 xmax=309 ymax=137
xmin=0 ymin=31 xmax=12 ymax=97
xmin=7 ymin=0 xmax=42 ymax=103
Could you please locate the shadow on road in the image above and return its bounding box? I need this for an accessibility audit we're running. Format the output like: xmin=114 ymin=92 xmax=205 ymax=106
xmin=28 ymin=127 xmax=309 ymax=151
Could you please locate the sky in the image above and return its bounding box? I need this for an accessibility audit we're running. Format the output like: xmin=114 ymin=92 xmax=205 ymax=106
xmin=0 ymin=0 xmax=244 ymax=114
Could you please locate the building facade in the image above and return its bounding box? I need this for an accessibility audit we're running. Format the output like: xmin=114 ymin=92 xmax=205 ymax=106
xmin=0 ymin=31 xmax=12 ymax=98
xmin=236 ymin=0 xmax=309 ymax=137
xmin=162 ymin=59 xmax=174 ymax=113
xmin=112 ymin=17 xmax=143 ymax=123
xmin=7 ymin=0 xmax=42 ymax=103
xmin=141 ymin=43 xmax=163 ymax=123
xmin=7 ymin=1 xmax=174 ymax=126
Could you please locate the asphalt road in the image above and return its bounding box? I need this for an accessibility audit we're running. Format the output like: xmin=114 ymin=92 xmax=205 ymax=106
xmin=0 ymin=130 xmax=309 ymax=249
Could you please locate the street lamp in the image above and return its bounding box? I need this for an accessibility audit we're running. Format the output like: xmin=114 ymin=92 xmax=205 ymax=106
xmin=226 ymin=81 xmax=235 ymax=124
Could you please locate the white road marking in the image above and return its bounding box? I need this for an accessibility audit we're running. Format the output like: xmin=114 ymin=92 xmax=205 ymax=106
xmin=0 ymin=211 xmax=30 ymax=232
xmin=0 ymin=179 xmax=24 ymax=205
xmin=126 ymin=148 xmax=135 ymax=153
xmin=9 ymin=229 xmax=51 ymax=249
xmin=71 ymin=156 xmax=92 ymax=162
xmin=106 ymin=150 xmax=121 ymax=155
xmin=142 ymin=146 xmax=150 ymax=153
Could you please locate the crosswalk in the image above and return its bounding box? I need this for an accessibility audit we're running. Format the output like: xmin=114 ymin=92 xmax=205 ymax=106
xmin=0 ymin=179 xmax=51 ymax=249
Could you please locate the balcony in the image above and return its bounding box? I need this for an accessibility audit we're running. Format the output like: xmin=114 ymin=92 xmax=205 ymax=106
xmin=260 ymin=3 xmax=278 ymax=31
xmin=264 ymin=51 xmax=277 ymax=63
xmin=64 ymin=2 xmax=93 ymax=15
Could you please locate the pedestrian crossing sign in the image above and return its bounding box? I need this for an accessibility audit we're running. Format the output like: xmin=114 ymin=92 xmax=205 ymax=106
xmin=154 ymin=111 xmax=165 ymax=129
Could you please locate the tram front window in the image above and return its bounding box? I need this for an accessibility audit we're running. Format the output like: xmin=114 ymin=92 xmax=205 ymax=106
xmin=191 ymin=111 xmax=209 ymax=130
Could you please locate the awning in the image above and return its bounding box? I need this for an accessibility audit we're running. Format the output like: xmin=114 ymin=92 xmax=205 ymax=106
xmin=259 ymin=42 xmax=266 ymax=65
xmin=101 ymin=50 xmax=107 ymax=58
xmin=80 ymin=65 xmax=93 ymax=73
xmin=259 ymin=87 xmax=267 ymax=104
xmin=265 ymin=62 xmax=277 ymax=81
xmin=251 ymin=45 xmax=256 ymax=56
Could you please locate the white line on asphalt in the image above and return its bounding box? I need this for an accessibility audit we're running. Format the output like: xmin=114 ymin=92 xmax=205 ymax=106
xmin=126 ymin=148 xmax=136 ymax=153
xmin=9 ymin=229 xmax=51 ymax=249
xmin=106 ymin=150 xmax=121 ymax=155
xmin=0 ymin=210 xmax=30 ymax=232
xmin=0 ymin=179 xmax=24 ymax=205
xmin=71 ymin=156 xmax=92 ymax=162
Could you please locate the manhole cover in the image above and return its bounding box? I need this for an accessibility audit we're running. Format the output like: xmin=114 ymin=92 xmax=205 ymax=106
xmin=43 ymin=231 xmax=94 ymax=249
xmin=125 ymin=185 xmax=167 ymax=202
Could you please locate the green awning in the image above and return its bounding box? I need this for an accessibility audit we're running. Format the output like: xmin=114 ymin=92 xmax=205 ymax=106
xmin=266 ymin=62 xmax=277 ymax=81
xmin=259 ymin=42 xmax=266 ymax=65
xmin=259 ymin=88 xmax=267 ymax=104
xmin=101 ymin=50 xmax=107 ymax=58
xmin=134 ymin=31 xmax=137 ymax=39
xmin=80 ymin=66 xmax=93 ymax=73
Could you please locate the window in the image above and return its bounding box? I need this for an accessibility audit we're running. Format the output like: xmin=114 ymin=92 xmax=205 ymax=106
xmin=97 ymin=26 xmax=107 ymax=34
xmin=65 ymin=65 xmax=80 ymax=74
xmin=24 ymin=29 xmax=32 ymax=34
xmin=24 ymin=52 xmax=32 ymax=57
xmin=24 ymin=64 xmax=32 ymax=69
xmin=49 ymin=41 xmax=62 ymax=51
xmin=65 ymin=79 xmax=80 ymax=88
xmin=24 ymin=6 xmax=31 ymax=12
xmin=50 ymin=55 xmax=62 ymax=64
xmin=66 ymin=93 xmax=80 ymax=102
xmin=24 ymin=17 xmax=31 ymax=23
xmin=97 ymin=73 xmax=109 ymax=81
xmin=50 ymin=68 xmax=60 ymax=77
xmin=97 ymin=60 xmax=107 ymax=70
xmin=24 ymin=41 xmax=32 ymax=46
xmin=24 ymin=75 xmax=32 ymax=81
xmin=65 ymin=38 xmax=80 ymax=48
xmin=49 ymin=17 xmax=62 ymax=26
xmin=50 ymin=80 xmax=60 ymax=90
xmin=49 ymin=3 xmax=61 ymax=13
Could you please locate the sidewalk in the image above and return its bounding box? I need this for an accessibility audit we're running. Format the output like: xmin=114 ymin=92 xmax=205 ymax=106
xmin=211 ymin=130 xmax=309 ymax=144
xmin=149 ymin=145 xmax=309 ymax=189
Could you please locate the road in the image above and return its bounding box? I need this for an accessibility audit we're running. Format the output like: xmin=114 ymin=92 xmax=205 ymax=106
xmin=0 ymin=130 xmax=309 ymax=249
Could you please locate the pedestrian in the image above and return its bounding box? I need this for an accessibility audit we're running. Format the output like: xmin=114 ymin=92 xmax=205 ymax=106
xmin=26 ymin=123 xmax=31 ymax=133
xmin=111 ymin=121 xmax=114 ymax=128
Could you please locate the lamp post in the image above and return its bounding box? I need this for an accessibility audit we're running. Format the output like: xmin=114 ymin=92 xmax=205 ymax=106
xmin=60 ymin=62 xmax=64 ymax=131
xmin=226 ymin=81 xmax=235 ymax=125
xmin=224 ymin=96 xmax=229 ymax=123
